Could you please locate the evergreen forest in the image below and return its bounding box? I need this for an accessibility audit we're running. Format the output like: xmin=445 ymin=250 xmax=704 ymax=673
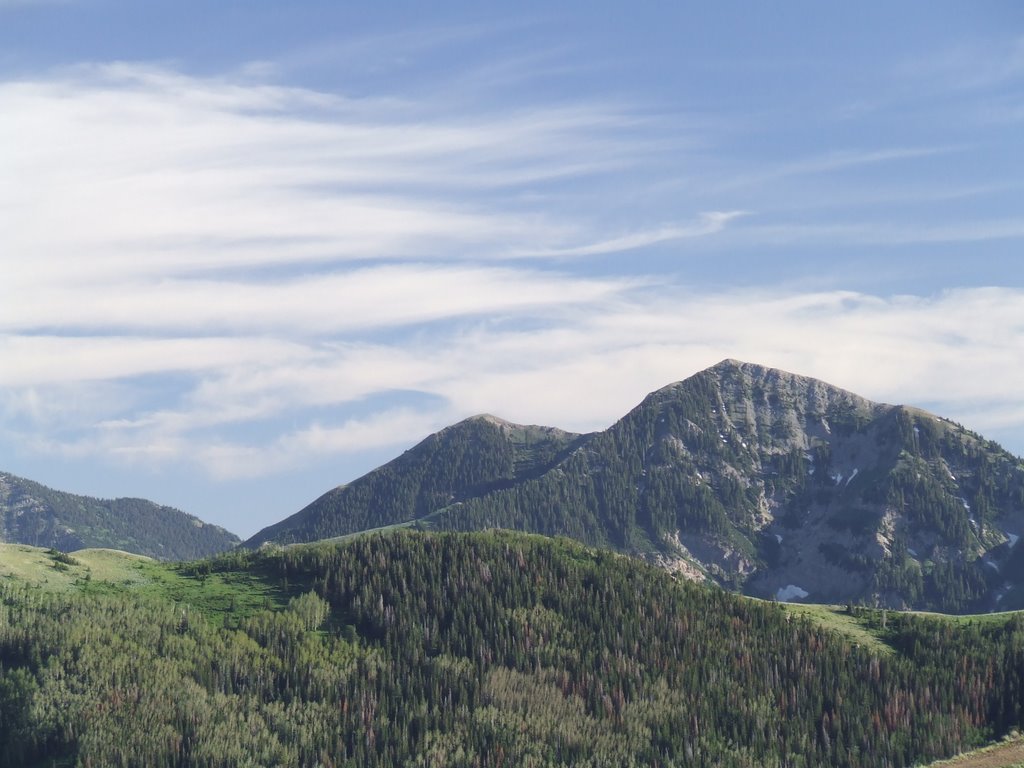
xmin=3 ymin=531 xmax=1024 ymax=767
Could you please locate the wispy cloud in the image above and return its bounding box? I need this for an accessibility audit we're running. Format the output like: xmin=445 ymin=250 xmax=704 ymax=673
xmin=0 ymin=60 xmax=704 ymax=479
xmin=0 ymin=63 xmax=669 ymax=286
xmin=514 ymin=212 xmax=747 ymax=258
xmin=725 ymin=218 xmax=1024 ymax=249
xmin=195 ymin=409 xmax=448 ymax=479
xmin=3 ymin=56 xmax=1024 ymax=494
xmin=895 ymin=35 xmax=1024 ymax=94
xmin=1 ymin=265 xmax=635 ymax=335
xmin=6 ymin=285 xmax=1024 ymax=480
xmin=714 ymin=146 xmax=960 ymax=193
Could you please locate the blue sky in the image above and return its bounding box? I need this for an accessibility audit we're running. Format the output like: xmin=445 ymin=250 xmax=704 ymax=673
xmin=2 ymin=1 xmax=1023 ymax=538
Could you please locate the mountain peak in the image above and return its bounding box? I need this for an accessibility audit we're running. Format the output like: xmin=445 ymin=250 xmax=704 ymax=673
xmin=459 ymin=413 xmax=514 ymax=428
xmin=244 ymin=410 xmax=583 ymax=549
xmin=245 ymin=362 xmax=1024 ymax=613
xmin=709 ymin=357 xmax=749 ymax=370
xmin=696 ymin=359 xmax=887 ymax=413
xmin=706 ymin=358 xmax=815 ymax=381
xmin=450 ymin=413 xmax=579 ymax=442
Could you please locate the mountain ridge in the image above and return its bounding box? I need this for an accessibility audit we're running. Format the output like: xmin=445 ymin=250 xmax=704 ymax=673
xmin=246 ymin=359 xmax=1024 ymax=612
xmin=0 ymin=470 xmax=240 ymax=560
xmin=245 ymin=412 xmax=585 ymax=548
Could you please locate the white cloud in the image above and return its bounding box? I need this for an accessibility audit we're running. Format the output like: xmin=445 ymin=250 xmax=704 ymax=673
xmin=3 ymin=59 xmax=1024 ymax=494
xmin=0 ymin=265 xmax=635 ymax=335
xmin=0 ymin=62 xmax=659 ymax=289
xmin=0 ymin=335 xmax=310 ymax=387
xmin=514 ymin=212 xmax=747 ymax=258
xmin=7 ymin=285 xmax=1023 ymax=479
xmin=195 ymin=408 xmax=448 ymax=480
xmin=409 ymin=287 xmax=1024 ymax=436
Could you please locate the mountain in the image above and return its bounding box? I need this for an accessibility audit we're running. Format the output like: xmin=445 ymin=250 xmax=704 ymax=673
xmin=246 ymin=360 xmax=1024 ymax=612
xmin=0 ymin=471 xmax=239 ymax=560
xmin=245 ymin=414 xmax=583 ymax=548
xmin=4 ymin=530 xmax=1024 ymax=766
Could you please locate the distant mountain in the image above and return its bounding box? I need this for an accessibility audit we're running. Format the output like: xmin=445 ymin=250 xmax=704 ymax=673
xmin=245 ymin=414 xmax=583 ymax=548
xmin=247 ymin=360 xmax=1024 ymax=612
xmin=0 ymin=472 xmax=239 ymax=560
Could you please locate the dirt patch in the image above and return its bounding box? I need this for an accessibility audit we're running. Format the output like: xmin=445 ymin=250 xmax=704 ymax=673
xmin=928 ymin=738 xmax=1024 ymax=767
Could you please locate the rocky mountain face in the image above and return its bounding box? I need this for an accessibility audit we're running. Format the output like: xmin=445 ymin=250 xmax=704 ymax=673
xmin=0 ymin=472 xmax=240 ymax=560
xmin=247 ymin=360 xmax=1024 ymax=612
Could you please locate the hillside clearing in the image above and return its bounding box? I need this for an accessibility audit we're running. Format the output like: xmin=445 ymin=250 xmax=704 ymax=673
xmin=0 ymin=543 xmax=286 ymax=625
xmin=779 ymin=602 xmax=896 ymax=655
xmin=923 ymin=736 xmax=1024 ymax=767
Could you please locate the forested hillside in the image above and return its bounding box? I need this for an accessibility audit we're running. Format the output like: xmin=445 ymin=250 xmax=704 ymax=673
xmin=245 ymin=415 xmax=582 ymax=548
xmin=3 ymin=531 xmax=1024 ymax=766
xmin=246 ymin=360 xmax=1024 ymax=612
xmin=0 ymin=471 xmax=239 ymax=560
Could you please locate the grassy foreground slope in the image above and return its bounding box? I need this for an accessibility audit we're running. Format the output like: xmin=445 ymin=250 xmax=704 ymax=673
xmin=3 ymin=532 xmax=1024 ymax=767
xmin=0 ymin=544 xmax=152 ymax=590
xmin=0 ymin=542 xmax=286 ymax=623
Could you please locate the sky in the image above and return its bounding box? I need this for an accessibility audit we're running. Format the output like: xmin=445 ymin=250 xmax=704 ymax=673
xmin=2 ymin=1 xmax=1023 ymax=539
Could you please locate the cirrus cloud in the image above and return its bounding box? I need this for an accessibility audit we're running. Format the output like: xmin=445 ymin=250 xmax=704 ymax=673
xmin=5 ymin=285 xmax=1023 ymax=482
xmin=2 ymin=55 xmax=1022 ymax=536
